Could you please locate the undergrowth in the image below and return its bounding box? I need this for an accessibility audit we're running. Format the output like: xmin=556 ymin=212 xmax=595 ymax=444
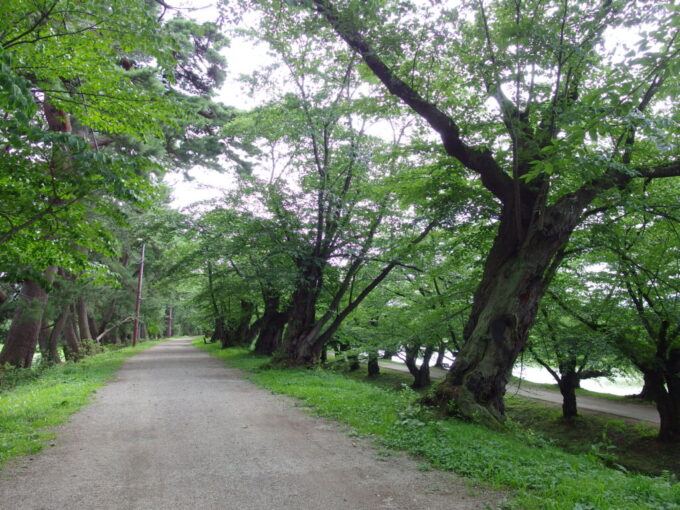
xmin=0 ymin=339 xmax=163 ymax=469
xmin=195 ymin=341 xmax=680 ymax=510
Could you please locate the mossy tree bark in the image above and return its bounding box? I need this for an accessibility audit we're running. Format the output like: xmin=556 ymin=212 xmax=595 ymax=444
xmin=0 ymin=267 xmax=57 ymax=368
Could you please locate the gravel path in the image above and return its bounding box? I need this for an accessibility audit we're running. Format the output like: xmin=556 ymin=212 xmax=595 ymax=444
xmin=0 ymin=338 xmax=499 ymax=510
xmin=379 ymin=362 xmax=659 ymax=425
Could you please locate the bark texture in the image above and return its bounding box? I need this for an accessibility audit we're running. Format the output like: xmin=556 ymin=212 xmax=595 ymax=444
xmin=77 ymin=296 xmax=92 ymax=341
xmin=0 ymin=267 xmax=56 ymax=368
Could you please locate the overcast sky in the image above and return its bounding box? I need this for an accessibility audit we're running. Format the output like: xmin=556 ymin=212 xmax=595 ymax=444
xmin=164 ymin=1 xmax=272 ymax=209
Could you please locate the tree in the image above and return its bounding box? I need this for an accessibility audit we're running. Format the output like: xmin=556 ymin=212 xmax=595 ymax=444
xmin=1 ymin=1 xmax=239 ymax=366
xmin=527 ymin=269 xmax=623 ymax=419
xmin=283 ymin=0 xmax=680 ymax=423
xmin=584 ymin=183 xmax=680 ymax=441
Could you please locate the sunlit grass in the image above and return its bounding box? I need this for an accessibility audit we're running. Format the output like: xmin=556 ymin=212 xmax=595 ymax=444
xmin=196 ymin=340 xmax=680 ymax=510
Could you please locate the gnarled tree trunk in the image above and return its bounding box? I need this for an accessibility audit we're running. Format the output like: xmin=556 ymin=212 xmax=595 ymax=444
xmin=254 ymin=291 xmax=289 ymax=355
xmin=405 ymin=344 xmax=434 ymax=389
xmin=0 ymin=267 xmax=57 ymax=368
xmin=435 ymin=200 xmax=586 ymax=423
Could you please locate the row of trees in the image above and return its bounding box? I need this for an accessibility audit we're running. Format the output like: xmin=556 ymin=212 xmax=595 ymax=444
xmin=2 ymin=0 xmax=678 ymax=445
xmin=0 ymin=1 xmax=237 ymax=367
xmin=175 ymin=0 xmax=679 ymax=442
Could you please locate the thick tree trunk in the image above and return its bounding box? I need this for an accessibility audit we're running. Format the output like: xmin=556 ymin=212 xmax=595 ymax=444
xmin=634 ymin=372 xmax=660 ymax=401
xmin=0 ymin=267 xmax=57 ymax=368
xmin=254 ymin=311 xmax=288 ymax=355
xmin=281 ymin=283 xmax=321 ymax=363
xmin=646 ymin=352 xmax=680 ymax=443
xmin=165 ymin=307 xmax=173 ymax=337
xmin=435 ymin=201 xmax=584 ymax=423
xmin=77 ymin=296 xmax=92 ymax=340
xmin=254 ymin=292 xmax=289 ymax=355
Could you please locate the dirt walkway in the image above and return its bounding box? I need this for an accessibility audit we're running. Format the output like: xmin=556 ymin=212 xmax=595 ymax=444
xmin=0 ymin=339 xmax=498 ymax=510
xmin=379 ymin=362 xmax=659 ymax=426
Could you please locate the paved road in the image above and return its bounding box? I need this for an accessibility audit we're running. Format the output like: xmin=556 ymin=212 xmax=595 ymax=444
xmin=379 ymin=362 xmax=659 ymax=426
xmin=0 ymin=338 xmax=497 ymax=510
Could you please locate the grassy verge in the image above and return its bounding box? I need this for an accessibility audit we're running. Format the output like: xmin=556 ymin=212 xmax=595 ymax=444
xmin=196 ymin=341 xmax=679 ymax=510
xmin=0 ymin=339 xmax=165 ymax=469
xmin=346 ymin=364 xmax=677 ymax=477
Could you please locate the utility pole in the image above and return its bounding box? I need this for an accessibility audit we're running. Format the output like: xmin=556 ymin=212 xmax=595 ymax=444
xmin=132 ymin=243 xmax=145 ymax=347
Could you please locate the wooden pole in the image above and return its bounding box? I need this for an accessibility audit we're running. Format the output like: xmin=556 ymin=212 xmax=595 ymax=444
xmin=132 ymin=243 xmax=145 ymax=347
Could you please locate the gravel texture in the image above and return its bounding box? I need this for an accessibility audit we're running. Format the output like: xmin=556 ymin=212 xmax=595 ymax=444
xmin=0 ymin=338 xmax=500 ymax=510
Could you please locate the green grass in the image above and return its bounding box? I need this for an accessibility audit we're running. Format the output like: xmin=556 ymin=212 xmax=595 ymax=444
xmin=0 ymin=339 xmax=165 ymax=469
xmin=195 ymin=341 xmax=680 ymax=510
xmin=346 ymin=363 xmax=678 ymax=477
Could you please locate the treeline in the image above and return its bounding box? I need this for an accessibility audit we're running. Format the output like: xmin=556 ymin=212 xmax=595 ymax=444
xmin=1 ymin=0 xmax=678 ymax=446
xmin=174 ymin=0 xmax=679 ymax=443
xmin=0 ymin=2 xmax=238 ymax=367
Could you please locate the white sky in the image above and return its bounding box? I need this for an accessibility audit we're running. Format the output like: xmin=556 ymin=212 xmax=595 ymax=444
xmin=164 ymin=1 xmax=272 ymax=209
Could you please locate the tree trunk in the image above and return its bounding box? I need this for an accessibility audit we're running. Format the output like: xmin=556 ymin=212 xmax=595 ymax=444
xmin=434 ymin=342 xmax=446 ymax=368
xmin=254 ymin=309 xmax=289 ymax=355
xmin=648 ymin=349 xmax=680 ymax=443
xmin=37 ymin=316 xmax=51 ymax=361
xmin=281 ymin=283 xmax=321 ymax=362
xmin=435 ymin=201 xmax=584 ymax=423
xmin=233 ymin=300 xmax=254 ymax=346
xmin=63 ymin=314 xmax=82 ymax=361
xmin=382 ymin=350 xmax=395 ymax=360
xmin=635 ymin=372 xmax=660 ymax=401
xmin=212 ymin=318 xmax=228 ymax=347
xmin=77 ymin=296 xmax=92 ymax=340
xmin=88 ymin=315 xmax=99 ymax=340
xmin=253 ymin=290 xmax=286 ymax=355
xmin=557 ymin=369 xmax=579 ymax=419
xmin=405 ymin=344 xmax=434 ymax=389
xmin=0 ymin=267 xmax=57 ymax=368
xmin=165 ymin=307 xmax=173 ymax=337
xmin=46 ymin=306 xmax=69 ymax=364
xmin=367 ymin=351 xmax=379 ymax=377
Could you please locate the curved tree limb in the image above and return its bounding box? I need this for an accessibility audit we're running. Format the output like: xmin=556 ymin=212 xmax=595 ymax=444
xmin=312 ymin=0 xmax=513 ymax=203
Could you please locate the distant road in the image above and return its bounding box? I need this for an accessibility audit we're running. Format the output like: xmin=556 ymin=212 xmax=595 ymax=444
xmin=378 ymin=361 xmax=659 ymax=426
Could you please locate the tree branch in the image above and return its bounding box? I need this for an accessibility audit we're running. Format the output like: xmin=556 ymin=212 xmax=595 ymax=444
xmin=312 ymin=0 xmax=513 ymax=203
